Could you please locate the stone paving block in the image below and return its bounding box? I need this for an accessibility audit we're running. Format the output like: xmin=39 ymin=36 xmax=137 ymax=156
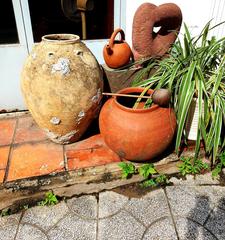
xmin=98 ymin=191 xmax=129 ymax=218
xmin=217 ymin=196 xmax=225 ymax=210
xmin=170 ymin=173 xmax=220 ymax=185
xmin=142 ymin=217 xmax=178 ymax=240
xmin=66 ymin=195 xmax=97 ymax=219
xmin=125 ymin=188 xmax=170 ymax=226
xmin=14 ymin=116 xmax=47 ymax=144
xmin=166 ymin=186 xmax=225 ymax=225
xmin=16 ymin=223 xmax=48 ymax=240
xmin=48 ymin=213 xmax=97 ymax=240
xmin=0 ymin=118 xmax=16 ymax=146
xmin=0 ymin=213 xmax=21 ymax=240
xmin=21 ymin=202 xmax=69 ymax=231
xmin=98 ymin=210 xmax=145 ymax=240
xmin=175 ymin=217 xmax=216 ymax=240
xmin=205 ymin=207 xmax=225 ymax=240
xmin=7 ymin=142 xmax=64 ymax=181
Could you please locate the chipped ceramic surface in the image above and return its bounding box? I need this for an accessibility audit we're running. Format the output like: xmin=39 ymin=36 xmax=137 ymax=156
xmin=44 ymin=128 xmax=79 ymax=144
xmin=91 ymin=88 xmax=102 ymax=103
xmin=50 ymin=117 xmax=61 ymax=125
xmin=51 ymin=58 xmax=70 ymax=75
xmin=31 ymin=53 xmax=37 ymax=59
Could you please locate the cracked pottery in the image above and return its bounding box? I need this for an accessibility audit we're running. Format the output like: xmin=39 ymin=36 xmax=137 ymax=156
xmin=99 ymin=87 xmax=177 ymax=161
xmin=21 ymin=34 xmax=103 ymax=144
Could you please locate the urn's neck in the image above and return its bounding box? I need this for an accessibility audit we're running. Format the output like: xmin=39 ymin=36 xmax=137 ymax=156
xmin=42 ymin=34 xmax=80 ymax=44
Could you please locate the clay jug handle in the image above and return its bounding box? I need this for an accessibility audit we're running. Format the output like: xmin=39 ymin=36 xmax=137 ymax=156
xmin=108 ymin=28 xmax=125 ymax=49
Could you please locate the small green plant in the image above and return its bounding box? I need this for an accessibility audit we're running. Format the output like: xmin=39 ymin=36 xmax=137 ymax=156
xmin=141 ymin=174 xmax=169 ymax=188
xmin=138 ymin=163 xmax=157 ymax=178
xmin=37 ymin=191 xmax=58 ymax=206
xmin=23 ymin=204 xmax=29 ymax=210
xmin=118 ymin=162 xmax=169 ymax=188
xmin=212 ymin=151 xmax=225 ymax=178
xmin=138 ymin=164 xmax=169 ymax=188
xmin=141 ymin=179 xmax=157 ymax=187
xmin=178 ymin=156 xmax=209 ymax=176
xmin=118 ymin=162 xmax=136 ymax=179
xmin=0 ymin=208 xmax=10 ymax=217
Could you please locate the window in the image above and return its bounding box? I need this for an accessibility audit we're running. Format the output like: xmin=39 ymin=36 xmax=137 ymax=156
xmin=0 ymin=0 xmax=19 ymax=44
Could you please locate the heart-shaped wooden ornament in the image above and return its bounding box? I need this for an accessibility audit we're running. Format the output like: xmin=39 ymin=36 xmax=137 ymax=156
xmin=132 ymin=3 xmax=182 ymax=61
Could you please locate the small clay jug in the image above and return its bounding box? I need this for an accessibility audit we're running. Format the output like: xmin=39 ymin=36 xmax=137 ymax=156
xmin=103 ymin=28 xmax=132 ymax=69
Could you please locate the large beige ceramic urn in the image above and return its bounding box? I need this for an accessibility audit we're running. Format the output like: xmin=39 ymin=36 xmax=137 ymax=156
xmin=21 ymin=34 xmax=103 ymax=144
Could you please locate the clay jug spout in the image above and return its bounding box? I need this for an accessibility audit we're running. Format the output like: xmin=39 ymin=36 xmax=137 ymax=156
xmin=106 ymin=45 xmax=113 ymax=55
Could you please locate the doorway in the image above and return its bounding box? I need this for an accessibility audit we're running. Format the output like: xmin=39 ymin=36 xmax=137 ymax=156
xmin=0 ymin=0 xmax=125 ymax=111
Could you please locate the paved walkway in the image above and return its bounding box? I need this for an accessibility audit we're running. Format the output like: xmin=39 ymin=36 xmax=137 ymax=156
xmin=1 ymin=185 xmax=225 ymax=240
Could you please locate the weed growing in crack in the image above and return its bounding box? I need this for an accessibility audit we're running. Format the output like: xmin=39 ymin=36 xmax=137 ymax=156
xmin=212 ymin=151 xmax=225 ymax=178
xmin=37 ymin=191 xmax=58 ymax=206
xmin=118 ymin=162 xmax=169 ymax=188
xmin=178 ymin=157 xmax=209 ymax=176
xmin=118 ymin=162 xmax=136 ymax=179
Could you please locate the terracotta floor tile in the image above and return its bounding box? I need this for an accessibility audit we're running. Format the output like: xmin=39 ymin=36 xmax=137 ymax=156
xmin=0 ymin=170 xmax=5 ymax=183
xmin=7 ymin=142 xmax=64 ymax=181
xmin=0 ymin=146 xmax=10 ymax=169
xmin=14 ymin=116 xmax=47 ymax=144
xmin=65 ymin=134 xmax=121 ymax=170
xmin=0 ymin=118 xmax=16 ymax=146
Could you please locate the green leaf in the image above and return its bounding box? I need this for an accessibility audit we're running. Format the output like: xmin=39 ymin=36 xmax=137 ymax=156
xmin=201 ymin=21 xmax=211 ymax=47
xmin=212 ymin=163 xmax=222 ymax=178
xmin=118 ymin=162 xmax=136 ymax=179
xmin=37 ymin=191 xmax=58 ymax=206
xmin=210 ymin=56 xmax=225 ymax=101
xmin=175 ymin=81 xmax=195 ymax=153
xmin=138 ymin=164 xmax=157 ymax=179
xmin=155 ymin=174 xmax=168 ymax=184
xmin=168 ymin=63 xmax=181 ymax=91
xmin=212 ymin=98 xmax=223 ymax=163
xmin=141 ymin=179 xmax=157 ymax=188
xmin=220 ymin=152 xmax=225 ymax=166
xmin=177 ymin=61 xmax=196 ymax=121
xmin=133 ymin=86 xmax=150 ymax=109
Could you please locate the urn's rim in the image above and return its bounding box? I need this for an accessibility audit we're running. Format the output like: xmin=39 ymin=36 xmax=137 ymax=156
xmin=42 ymin=34 xmax=80 ymax=44
xmin=114 ymin=87 xmax=159 ymax=113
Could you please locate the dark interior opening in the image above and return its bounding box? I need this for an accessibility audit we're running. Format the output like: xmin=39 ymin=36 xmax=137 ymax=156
xmin=28 ymin=0 xmax=114 ymax=42
xmin=116 ymin=92 xmax=152 ymax=109
xmin=0 ymin=0 xmax=19 ymax=44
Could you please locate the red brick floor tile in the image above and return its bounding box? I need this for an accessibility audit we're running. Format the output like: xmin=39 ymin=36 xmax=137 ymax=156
xmin=0 ymin=170 xmax=5 ymax=183
xmin=14 ymin=116 xmax=47 ymax=144
xmin=65 ymin=134 xmax=121 ymax=170
xmin=7 ymin=142 xmax=64 ymax=181
xmin=0 ymin=118 xmax=16 ymax=146
xmin=0 ymin=146 xmax=10 ymax=169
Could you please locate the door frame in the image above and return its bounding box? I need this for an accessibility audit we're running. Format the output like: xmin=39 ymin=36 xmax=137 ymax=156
xmin=20 ymin=0 xmax=126 ymax=63
xmin=0 ymin=0 xmax=30 ymax=111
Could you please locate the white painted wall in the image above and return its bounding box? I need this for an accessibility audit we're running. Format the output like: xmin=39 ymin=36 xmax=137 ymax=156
xmin=124 ymin=0 xmax=225 ymax=47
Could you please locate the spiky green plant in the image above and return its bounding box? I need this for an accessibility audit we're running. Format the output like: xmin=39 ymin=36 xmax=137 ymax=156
xmin=133 ymin=21 xmax=225 ymax=163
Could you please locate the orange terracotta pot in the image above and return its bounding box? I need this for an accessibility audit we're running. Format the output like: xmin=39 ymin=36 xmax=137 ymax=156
xmin=99 ymin=87 xmax=177 ymax=161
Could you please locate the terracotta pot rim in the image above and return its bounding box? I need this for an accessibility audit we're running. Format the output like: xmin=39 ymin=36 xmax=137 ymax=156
xmin=42 ymin=34 xmax=80 ymax=44
xmin=114 ymin=87 xmax=159 ymax=113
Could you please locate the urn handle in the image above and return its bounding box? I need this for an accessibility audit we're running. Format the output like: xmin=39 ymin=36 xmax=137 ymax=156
xmin=108 ymin=28 xmax=126 ymax=50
